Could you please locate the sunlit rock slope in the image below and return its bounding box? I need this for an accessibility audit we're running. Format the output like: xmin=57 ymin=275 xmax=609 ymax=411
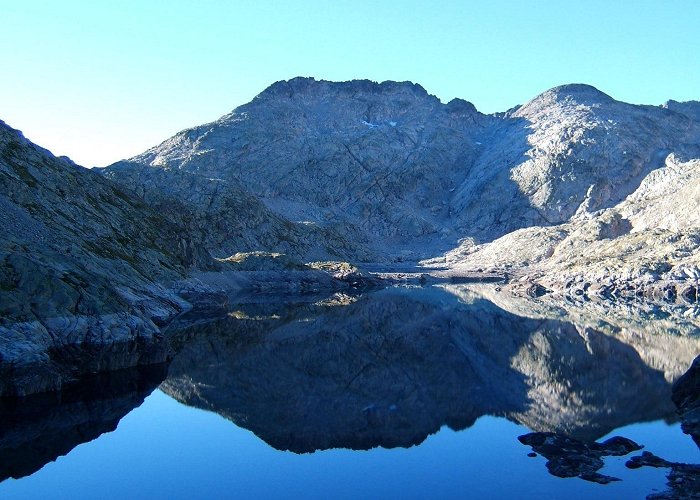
xmin=104 ymin=78 xmax=700 ymax=283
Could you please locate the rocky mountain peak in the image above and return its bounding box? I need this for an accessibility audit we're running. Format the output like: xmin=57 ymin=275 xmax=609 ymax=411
xmin=663 ymin=99 xmax=700 ymax=122
xmin=513 ymin=83 xmax=615 ymax=119
xmin=541 ymin=83 xmax=615 ymax=104
xmin=254 ymin=76 xmax=437 ymax=103
xmin=107 ymin=78 xmax=700 ymax=262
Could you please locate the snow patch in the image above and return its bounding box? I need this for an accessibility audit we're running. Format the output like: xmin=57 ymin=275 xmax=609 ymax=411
xmin=362 ymin=120 xmax=380 ymax=128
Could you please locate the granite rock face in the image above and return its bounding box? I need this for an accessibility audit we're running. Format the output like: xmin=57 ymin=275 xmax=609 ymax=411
xmin=104 ymin=78 xmax=700 ymax=284
xmin=440 ymin=155 xmax=700 ymax=297
xmin=104 ymin=78 xmax=491 ymax=261
xmin=0 ymin=121 xmax=211 ymax=395
xmin=102 ymin=163 xmax=372 ymax=262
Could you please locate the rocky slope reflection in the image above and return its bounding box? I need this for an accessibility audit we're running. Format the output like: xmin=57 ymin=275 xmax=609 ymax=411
xmin=162 ymin=286 xmax=695 ymax=453
xmin=0 ymin=363 xmax=167 ymax=481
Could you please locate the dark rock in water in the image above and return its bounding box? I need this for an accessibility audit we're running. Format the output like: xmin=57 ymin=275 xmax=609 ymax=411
xmin=578 ymin=472 xmax=620 ymax=485
xmin=650 ymin=465 xmax=700 ymax=499
xmin=600 ymin=435 xmax=646 ymax=456
xmin=618 ymin=357 xmax=700 ymax=499
xmin=672 ymin=355 xmax=700 ymax=447
xmin=0 ymin=363 xmax=168 ymax=481
xmin=625 ymin=451 xmax=700 ymax=499
xmin=518 ymin=431 xmax=641 ymax=483
xmin=626 ymin=451 xmax=674 ymax=469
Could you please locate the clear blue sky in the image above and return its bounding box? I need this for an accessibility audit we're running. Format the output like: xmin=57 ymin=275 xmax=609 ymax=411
xmin=1 ymin=0 xmax=698 ymax=167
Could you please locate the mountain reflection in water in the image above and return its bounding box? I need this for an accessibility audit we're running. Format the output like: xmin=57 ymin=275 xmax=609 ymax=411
xmin=1 ymin=285 xmax=699 ymax=494
xmin=163 ymin=286 xmax=694 ymax=452
xmin=0 ymin=364 xmax=168 ymax=481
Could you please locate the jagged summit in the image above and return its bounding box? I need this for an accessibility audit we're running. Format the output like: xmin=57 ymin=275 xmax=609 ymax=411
xmin=255 ymin=76 xmax=435 ymax=102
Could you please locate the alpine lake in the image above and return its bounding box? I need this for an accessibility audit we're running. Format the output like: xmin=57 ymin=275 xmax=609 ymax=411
xmin=1 ymin=283 xmax=699 ymax=499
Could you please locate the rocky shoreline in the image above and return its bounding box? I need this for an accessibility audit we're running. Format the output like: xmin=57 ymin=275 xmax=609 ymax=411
xmin=1 ymin=263 xmax=697 ymax=398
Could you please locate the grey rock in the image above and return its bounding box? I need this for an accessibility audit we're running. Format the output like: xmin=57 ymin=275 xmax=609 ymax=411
xmin=0 ymin=120 xmax=212 ymax=395
xmin=105 ymin=78 xmax=700 ymax=266
xmin=4 ymin=77 xmax=700 ymax=394
xmin=518 ymin=431 xmax=641 ymax=483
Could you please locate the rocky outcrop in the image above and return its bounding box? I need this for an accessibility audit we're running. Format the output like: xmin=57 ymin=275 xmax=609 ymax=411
xmin=0 ymin=121 xmax=212 ymax=395
xmin=436 ymin=155 xmax=700 ymax=301
xmin=518 ymin=432 xmax=642 ymax=484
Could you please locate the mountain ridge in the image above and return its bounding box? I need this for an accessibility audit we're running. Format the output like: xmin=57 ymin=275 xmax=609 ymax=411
xmin=104 ymin=77 xmax=700 ymax=262
xmin=2 ymin=78 xmax=700 ymax=395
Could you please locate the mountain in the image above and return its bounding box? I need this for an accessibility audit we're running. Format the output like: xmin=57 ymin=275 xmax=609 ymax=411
xmin=3 ymin=78 xmax=700 ymax=394
xmin=104 ymin=78 xmax=489 ymax=261
xmin=0 ymin=120 xmax=214 ymax=395
xmin=103 ymin=77 xmax=700 ymax=289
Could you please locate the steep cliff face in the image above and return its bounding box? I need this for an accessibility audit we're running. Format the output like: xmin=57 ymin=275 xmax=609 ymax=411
xmin=0 ymin=121 xmax=212 ymax=395
xmin=104 ymin=78 xmax=700 ymax=266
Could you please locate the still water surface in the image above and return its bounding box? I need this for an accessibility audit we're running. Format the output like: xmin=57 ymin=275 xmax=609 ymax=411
xmin=1 ymin=285 xmax=698 ymax=498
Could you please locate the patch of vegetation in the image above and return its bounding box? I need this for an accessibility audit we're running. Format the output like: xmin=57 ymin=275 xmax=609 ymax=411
xmin=308 ymin=261 xmax=358 ymax=274
xmin=2 ymin=140 xmax=38 ymax=187
xmin=218 ymin=251 xmax=308 ymax=271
